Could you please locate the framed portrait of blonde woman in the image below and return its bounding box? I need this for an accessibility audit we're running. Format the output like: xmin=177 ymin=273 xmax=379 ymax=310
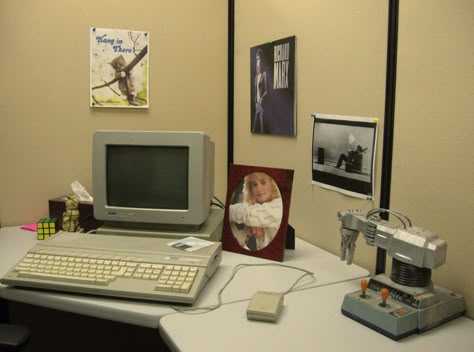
xmin=222 ymin=164 xmax=294 ymax=261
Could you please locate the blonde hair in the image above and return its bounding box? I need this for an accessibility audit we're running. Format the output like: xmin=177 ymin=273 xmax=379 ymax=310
xmin=243 ymin=172 xmax=281 ymax=205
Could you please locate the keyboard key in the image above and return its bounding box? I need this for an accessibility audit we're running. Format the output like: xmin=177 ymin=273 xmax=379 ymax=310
xmin=180 ymin=282 xmax=192 ymax=293
xmin=156 ymin=283 xmax=172 ymax=292
xmin=18 ymin=271 xmax=99 ymax=285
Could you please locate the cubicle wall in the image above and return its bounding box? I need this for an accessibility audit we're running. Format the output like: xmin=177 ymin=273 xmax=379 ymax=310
xmin=0 ymin=0 xmax=228 ymax=225
xmin=233 ymin=0 xmax=473 ymax=318
xmin=391 ymin=0 xmax=473 ymax=318
xmin=233 ymin=0 xmax=387 ymax=274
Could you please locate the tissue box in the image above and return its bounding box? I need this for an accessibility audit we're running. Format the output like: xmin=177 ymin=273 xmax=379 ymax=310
xmin=48 ymin=196 xmax=103 ymax=232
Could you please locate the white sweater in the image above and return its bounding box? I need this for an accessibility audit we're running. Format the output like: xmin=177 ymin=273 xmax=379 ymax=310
xmin=229 ymin=198 xmax=283 ymax=250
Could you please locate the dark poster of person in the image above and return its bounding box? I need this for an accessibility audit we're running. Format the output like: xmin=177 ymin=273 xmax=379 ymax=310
xmin=250 ymin=36 xmax=296 ymax=136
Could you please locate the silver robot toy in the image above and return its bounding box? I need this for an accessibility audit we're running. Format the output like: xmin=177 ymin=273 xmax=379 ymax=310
xmin=337 ymin=208 xmax=466 ymax=340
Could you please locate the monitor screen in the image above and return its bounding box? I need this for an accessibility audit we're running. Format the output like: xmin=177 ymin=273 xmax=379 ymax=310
xmin=93 ymin=130 xmax=214 ymax=231
xmin=106 ymin=145 xmax=189 ymax=210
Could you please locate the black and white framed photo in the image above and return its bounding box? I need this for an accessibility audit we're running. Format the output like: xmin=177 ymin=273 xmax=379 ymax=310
xmin=311 ymin=113 xmax=378 ymax=200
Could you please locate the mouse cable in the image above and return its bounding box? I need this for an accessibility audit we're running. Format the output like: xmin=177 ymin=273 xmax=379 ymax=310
xmin=170 ymin=263 xmax=315 ymax=315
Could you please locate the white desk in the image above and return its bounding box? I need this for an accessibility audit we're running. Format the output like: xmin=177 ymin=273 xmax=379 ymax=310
xmin=3 ymin=227 xmax=473 ymax=351
xmin=0 ymin=226 xmax=368 ymax=328
xmin=159 ymin=279 xmax=474 ymax=352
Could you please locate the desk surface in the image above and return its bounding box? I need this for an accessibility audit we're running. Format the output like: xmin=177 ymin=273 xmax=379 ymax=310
xmin=0 ymin=226 xmax=368 ymax=328
xmin=159 ymin=279 xmax=474 ymax=352
xmin=2 ymin=227 xmax=473 ymax=351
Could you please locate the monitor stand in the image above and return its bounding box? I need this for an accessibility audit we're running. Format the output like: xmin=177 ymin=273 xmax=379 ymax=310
xmin=96 ymin=208 xmax=224 ymax=242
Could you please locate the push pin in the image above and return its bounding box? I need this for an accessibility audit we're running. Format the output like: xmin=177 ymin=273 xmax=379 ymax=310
xmin=360 ymin=279 xmax=368 ymax=298
xmin=379 ymin=288 xmax=389 ymax=307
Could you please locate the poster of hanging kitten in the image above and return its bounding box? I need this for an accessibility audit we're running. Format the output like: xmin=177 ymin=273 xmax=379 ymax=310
xmin=90 ymin=27 xmax=149 ymax=108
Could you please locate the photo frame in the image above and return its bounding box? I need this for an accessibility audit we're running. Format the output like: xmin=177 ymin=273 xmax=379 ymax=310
xmin=222 ymin=164 xmax=294 ymax=262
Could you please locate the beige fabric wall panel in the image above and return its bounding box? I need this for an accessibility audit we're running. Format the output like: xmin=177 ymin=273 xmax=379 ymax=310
xmin=0 ymin=0 xmax=228 ymax=227
xmin=392 ymin=0 xmax=474 ymax=318
xmin=234 ymin=0 xmax=388 ymax=273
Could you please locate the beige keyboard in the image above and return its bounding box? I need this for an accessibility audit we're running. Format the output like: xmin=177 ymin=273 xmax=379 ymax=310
xmin=14 ymin=252 xmax=199 ymax=293
xmin=1 ymin=232 xmax=222 ymax=304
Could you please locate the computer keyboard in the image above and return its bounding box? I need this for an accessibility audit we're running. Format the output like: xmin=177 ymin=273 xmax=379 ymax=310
xmin=1 ymin=232 xmax=222 ymax=304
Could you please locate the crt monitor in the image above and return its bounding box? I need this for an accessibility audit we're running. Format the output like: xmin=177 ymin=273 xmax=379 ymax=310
xmin=92 ymin=130 xmax=215 ymax=233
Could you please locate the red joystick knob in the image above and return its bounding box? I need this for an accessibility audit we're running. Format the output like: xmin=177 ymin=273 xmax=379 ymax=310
xmin=360 ymin=279 xmax=368 ymax=296
xmin=380 ymin=288 xmax=389 ymax=307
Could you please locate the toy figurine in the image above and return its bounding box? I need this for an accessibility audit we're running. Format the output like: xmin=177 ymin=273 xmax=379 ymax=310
xmin=62 ymin=194 xmax=80 ymax=232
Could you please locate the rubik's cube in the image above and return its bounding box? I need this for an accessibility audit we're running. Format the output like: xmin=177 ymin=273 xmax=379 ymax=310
xmin=37 ymin=218 xmax=58 ymax=240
